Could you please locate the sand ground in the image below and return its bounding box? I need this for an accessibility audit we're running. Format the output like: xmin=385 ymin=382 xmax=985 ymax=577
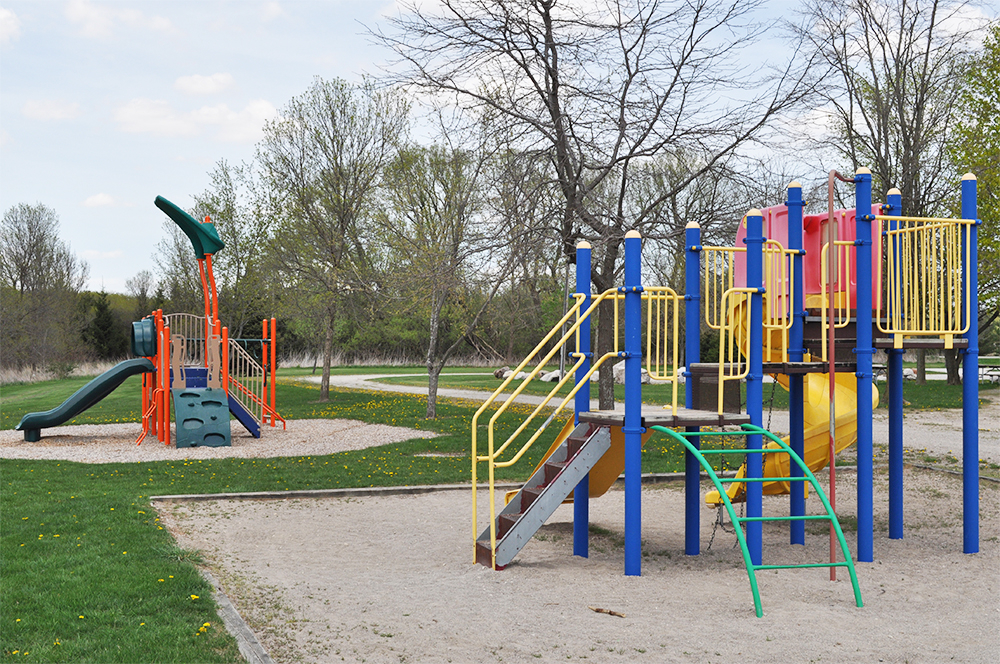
xmin=158 ymin=468 xmax=1000 ymax=664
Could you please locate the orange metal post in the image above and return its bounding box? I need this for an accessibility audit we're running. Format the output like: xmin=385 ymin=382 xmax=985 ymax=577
xmin=205 ymin=253 xmax=219 ymax=322
xmin=155 ymin=313 xmax=165 ymax=442
xmin=270 ymin=317 xmax=277 ymax=424
xmin=163 ymin=323 xmax=171 ymax=447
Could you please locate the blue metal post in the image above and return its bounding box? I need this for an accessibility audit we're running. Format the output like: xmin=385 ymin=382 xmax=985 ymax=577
xmin=573 ymin=241 xmax=593 ymax=557
xmin=787 ymin=182 xmax=806 ymax=545
xmin=885 ymin=188 xmax=904 ymax=540
xmin=745 ymin=210 xmax=764 ymax=566
xmin=855 ymin=168 xmax=874 ymax=563
xmin=684 ymin=222 xmax=702 ymax=555
xmin=623 ymin=230 xmax=644 ymax=576
xmin=961 ymin=173 xmax=979 ymax=554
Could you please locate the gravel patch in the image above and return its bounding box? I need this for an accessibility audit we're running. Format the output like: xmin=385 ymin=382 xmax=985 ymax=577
xmin=0 ymin=419 xmax=437 ymax=464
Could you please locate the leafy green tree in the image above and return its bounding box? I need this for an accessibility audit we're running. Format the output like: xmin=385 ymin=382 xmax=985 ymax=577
xmin=193 ymin=160 xmax=275 ymax=338
xmin=0 ymin=203 xmax=89 ymax=371
xmin=259 ymin=77 xmax=409 ymax=400
xmin=950 ymin=21 xmax=1000 ymax=342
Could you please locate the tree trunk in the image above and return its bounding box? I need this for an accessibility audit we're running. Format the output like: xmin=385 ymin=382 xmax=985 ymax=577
xmin=426 ymin=362 xmax=440 ymax=420
xmin=944 ymin=348 xmax=961 ymax=385
xmin=320 ymin=309 xmax=333 ymax=401
xmin=916 ymin=349 xmax=926 ymax=385
xmin=425 ymin=292 xmax=445 ymax=419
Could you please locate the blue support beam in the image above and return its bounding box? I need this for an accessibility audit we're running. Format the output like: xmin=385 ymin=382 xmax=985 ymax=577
xmin=623 ymin=230 xmax=644 ymax=576
xmin=745 ymin=209 xmax=764 ymax=566
xmin=787 ymin=182 xmax=806 ymax=546
xmin=885 ymin=188 xmax=904 ymax=540
xmin=573 ymin=242 xmax=593 ymax=558
xmin=854 ymin=168 xmax=874 ymax=563
xmin=684 ymin=222 xmax=702 ymax=555
xmin=961 ymin=174 xmax=979 ymax=554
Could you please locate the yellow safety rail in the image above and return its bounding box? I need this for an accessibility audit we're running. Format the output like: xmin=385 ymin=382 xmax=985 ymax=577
xmin=876 ymin=215 xmax=972 ymax=349
xmin=703 ymin=240 xmax=795 ymax=410
xmin=819 ymin=240 xmax=854 ymax=361
xmin=471 ymin=286 xmax=682 ymax=565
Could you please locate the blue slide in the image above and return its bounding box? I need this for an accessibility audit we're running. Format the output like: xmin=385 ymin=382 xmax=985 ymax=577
xmin=15 ymin=358 xmax=155 ymax=442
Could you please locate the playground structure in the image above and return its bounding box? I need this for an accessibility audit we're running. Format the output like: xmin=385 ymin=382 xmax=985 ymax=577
xmin=471 ymin=169 xmax=980 ymax=616
xmin=16 ymin=196 xmax=284 ymax=447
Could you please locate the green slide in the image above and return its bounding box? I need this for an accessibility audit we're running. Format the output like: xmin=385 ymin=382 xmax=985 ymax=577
xmin=15 ymin=358 xmax=155 ymax=442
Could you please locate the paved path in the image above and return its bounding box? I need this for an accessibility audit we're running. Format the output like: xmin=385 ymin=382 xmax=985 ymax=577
xmin=295 ymin=372 xmax=999 ymax=463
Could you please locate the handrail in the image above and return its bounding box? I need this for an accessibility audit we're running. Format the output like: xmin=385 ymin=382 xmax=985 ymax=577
xmin=875 ymin=214 xmax=971 ymax=347
xmin=472 ymin=286 xmax=682 ymax=564
xmin=227 ymin=337 xmax=264 ymax=424
xmin=819 ymin=240 xmax=855 ymax=360
xmin=717 ymin=287 xmax=754 ymax=413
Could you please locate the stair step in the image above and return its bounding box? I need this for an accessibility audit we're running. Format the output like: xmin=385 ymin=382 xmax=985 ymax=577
xmin=476 ymin=541 xmax=505 ymax=569
xmin=520 ymin=486 xmax=544 ymax=511
xmin=543 ymin=460 xmax=567 ymax=484
xmin=566 ymin=433 xmax=590 ymax=458
xmin=498 ymin=512 xmax=521 ymax=539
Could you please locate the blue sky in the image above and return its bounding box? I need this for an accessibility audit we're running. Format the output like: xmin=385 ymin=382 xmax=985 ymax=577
xmin=1 ymin=0 xmax=395 ymax=293
xmin=2 ymin=1 xmax=992 ymax=294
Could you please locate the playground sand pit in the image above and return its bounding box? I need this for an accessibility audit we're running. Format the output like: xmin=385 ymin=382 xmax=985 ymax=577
xmin=0 ymin=419 xmax=436 ymax=464
xmin=158 ymin=468 xmax=1000 ymax=664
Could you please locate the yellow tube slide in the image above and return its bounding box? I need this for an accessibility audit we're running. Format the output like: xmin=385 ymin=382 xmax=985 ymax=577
xmin=705 ymin=310 xmax=879 ymax=505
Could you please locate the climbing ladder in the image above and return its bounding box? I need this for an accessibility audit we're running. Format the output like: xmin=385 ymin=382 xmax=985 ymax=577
xmin=651 ymin=423 xmax=863 ymax=617
xmin=476 ymin=423 xmax=612 ymax=569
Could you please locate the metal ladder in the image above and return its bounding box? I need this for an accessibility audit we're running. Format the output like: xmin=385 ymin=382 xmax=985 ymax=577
xmin=650 ymin=423 xmax=863 ymax=617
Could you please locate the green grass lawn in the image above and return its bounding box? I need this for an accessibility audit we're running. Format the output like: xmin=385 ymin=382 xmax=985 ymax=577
xmin=2 ymin=371 xmax=996 ymax=661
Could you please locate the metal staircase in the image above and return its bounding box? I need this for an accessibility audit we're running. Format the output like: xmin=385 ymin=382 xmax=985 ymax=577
xmin=476 ymin=423 xmax=612 ymax=570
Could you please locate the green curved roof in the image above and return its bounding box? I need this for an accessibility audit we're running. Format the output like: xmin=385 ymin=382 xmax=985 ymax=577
xmin=154 ymin=195 xmax=225 ymax=258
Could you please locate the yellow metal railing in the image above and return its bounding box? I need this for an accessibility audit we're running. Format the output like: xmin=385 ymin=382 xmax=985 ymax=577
xmin=703 ymin=240 xmax=795 ymax=410
xmin=472 ymin=286 xmax=682 ymax=566
xmin=876 ymin=215 xmax=972 ymax=349
xmin=818 ymin=240 xmax=854 ymax=361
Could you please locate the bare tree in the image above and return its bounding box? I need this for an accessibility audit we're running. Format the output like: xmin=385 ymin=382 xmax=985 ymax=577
xmin=259 ymin=77 xmax=409 ymax=400
xmin=796 ymin=0 xmax=986 ymax=384
xmin=797 ymin=0 xmax=981 ymax=214
xmin=376 ymin=0 xmax=819 ymax=406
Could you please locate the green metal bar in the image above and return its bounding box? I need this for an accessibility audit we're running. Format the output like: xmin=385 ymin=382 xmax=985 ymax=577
xmin=738 ymin=424 xmax=864 ymax=609
xmin=697 ymin=447 xmax=790 ymax=455
xmin=649 ymin=423 xmax=864 ymax=613
xmin=650 ymin=424 xmax=764 ymax=617
xmin=718 ymin=476 xmax=809 ymax=483
xmin=738 ymin=515 xmax=832 ymax=523
xmin=753 ymin=562 xmax=852 ymax=571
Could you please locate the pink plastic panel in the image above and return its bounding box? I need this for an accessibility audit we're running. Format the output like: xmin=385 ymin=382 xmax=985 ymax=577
xmin=734 ymin=204 xmax=882 ymax=303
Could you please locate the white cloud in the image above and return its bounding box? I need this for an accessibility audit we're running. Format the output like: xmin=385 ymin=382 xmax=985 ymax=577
xmin=174 ymin=73 xmax=235 ymax=96
xmin=80 ymin=249 xmax=124 ymax=260
xmin=82 ymin=193 xmax=116 ymax=208
xmin=22 ymin=99 xmax=82 ymax=120
xmin=114 ymin=98 xmax=198 ymax=136
xmin=261 ymin=2 xmax=285 ymax=21
xmin=0 ymin=129 xmax=10 ymax=147
xmin=66 ymin=0 xmax=171 ymax=39
xmin=114 ymin=98 xmax=278 ymax=143
xmin=0 ymin=7 xmax=21 ymax=45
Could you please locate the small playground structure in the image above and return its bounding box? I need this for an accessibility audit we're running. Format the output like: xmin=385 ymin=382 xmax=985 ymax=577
xmin=16 ymin=196 xmax=284 ymax=447
xmin=471 ymin=169 xmax=980 ymax=616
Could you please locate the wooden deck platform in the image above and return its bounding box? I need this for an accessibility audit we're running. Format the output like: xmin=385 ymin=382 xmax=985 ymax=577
xmin=579 ymin=407 xmax=751 ymax=428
